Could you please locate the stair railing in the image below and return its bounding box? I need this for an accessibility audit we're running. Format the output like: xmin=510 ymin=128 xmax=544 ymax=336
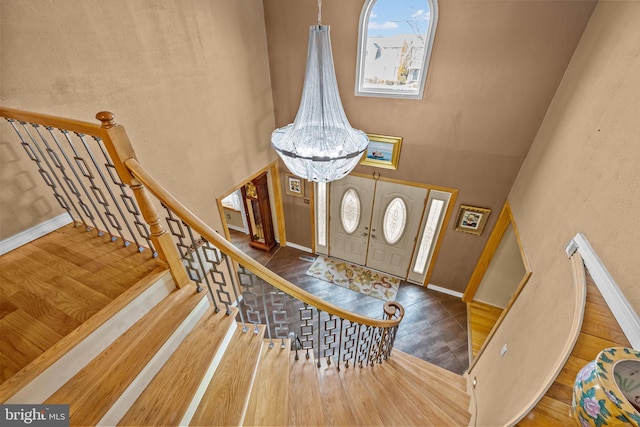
xmin=0 ymin=107 xmax=405 ymax=369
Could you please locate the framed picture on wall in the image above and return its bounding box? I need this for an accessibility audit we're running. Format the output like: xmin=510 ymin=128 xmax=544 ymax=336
xmin=454 ymin=205 xmax=491 ymax=235
xmin=360 ymin=134 xmax=402 ymax=170
xmin=285 ymin=173 xmax=305 ymax=198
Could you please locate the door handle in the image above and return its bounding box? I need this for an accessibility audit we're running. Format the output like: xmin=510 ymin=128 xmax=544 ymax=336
xmin=371 ymin=234 xmax=376 ymax=239
xmin=362 ymin=232 xmax=368 ymax=237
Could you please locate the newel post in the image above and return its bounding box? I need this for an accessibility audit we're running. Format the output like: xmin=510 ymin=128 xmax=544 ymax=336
xmin=96 ymin=112 xmax=190 ymax=288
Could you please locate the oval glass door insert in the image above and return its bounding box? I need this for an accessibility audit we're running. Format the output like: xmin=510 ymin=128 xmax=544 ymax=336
xmin=340 ymin=188 xmax=361 ymax=234
xmin=383 ymin=197 xmax=407 ymax=244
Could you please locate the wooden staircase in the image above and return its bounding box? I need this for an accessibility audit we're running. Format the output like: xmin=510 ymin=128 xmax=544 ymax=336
xmin=1 ymin=231 xmax=471 ymax=426
xmin=2 ymin=280 xmax=471 ymax=425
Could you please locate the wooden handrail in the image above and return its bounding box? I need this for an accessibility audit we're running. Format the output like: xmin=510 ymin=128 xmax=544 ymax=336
xmin=0 ymin=107 xmax=191 ymax=288
xmin=125 ymin=158 xmax=403 ymax=328
xmin=0 ymin=107 xmax=107 ymax=137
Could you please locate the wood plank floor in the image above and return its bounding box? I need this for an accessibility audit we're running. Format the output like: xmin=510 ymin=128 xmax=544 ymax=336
xmin=229 ymin=229 xmax=470 ymax=375
xmin=0 ymin=223 xmax=158 ymax=385
xmin=468 ymin=300 xmax=503 ymax=358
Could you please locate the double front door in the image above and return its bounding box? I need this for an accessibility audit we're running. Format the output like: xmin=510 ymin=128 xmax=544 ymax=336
xmin=329 ymin=176 xmax=427 ymax=278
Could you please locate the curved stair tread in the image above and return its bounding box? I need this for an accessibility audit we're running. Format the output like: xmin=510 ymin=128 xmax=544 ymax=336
xmin=391 ymin=350 xmax=468 ymax=392
xmin=336 ymin=365 xmax=401 ymax=426
xmin=189 ymin=324 xmax=266 ymax=427
xmin=315 ymin=363 xmax=358 ymax=426
xmin=385 ymin=356 xmax=471 ymax=426
xmin=117 ymin=307 xmax=237 ymax=426
xmin=244 ymin=340 xmax=292 ymax=426
xmin=348 ymin=363 xmax=444 ymax=426
xmin=288 ymin=351 xmax=326 ymax=426
xmin=44 ymin=284 xmax=206 ymax=426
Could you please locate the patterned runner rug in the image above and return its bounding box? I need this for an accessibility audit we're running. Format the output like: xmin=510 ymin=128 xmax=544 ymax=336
xmin=305 ymin=256 xmax=401 ymax=302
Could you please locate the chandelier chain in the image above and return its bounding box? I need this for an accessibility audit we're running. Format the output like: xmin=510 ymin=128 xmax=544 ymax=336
xmin=317 ymin=0 xmax=322 ymax=25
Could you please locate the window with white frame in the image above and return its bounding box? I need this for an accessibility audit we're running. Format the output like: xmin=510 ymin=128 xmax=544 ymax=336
xmin=355 ymin=0 xmax=438 ymax=99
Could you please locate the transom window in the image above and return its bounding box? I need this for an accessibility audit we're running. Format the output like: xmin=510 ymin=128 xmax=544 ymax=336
xmin=355 ymin=0 xmax=438 ymax=99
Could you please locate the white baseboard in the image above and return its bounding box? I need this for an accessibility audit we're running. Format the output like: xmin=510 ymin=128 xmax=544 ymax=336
xmin=285 ymin=242 xmax=313 ymax=253
xmin=227 ymin=224 xmax=247 ymax=233
xmin=6 ymin=272 xmax=175 ymax=404
xmin=427 ymin=283 xmax=464 ymax=299
xmin=0 ymin=213 xmax=73 ymax=255
xmin=566 ymin=233 xmax=640 ymax=349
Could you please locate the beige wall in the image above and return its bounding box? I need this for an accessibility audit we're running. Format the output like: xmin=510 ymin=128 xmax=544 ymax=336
xmin=0 ymin=0 xmax=276 ymax=239
xmin=264 ymin=0 xmax=595 ymax=292
xmin=469 ymin=2 xmax=640 ymax=424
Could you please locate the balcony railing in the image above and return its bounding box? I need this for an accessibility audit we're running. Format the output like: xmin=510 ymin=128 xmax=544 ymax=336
xmin=0 ymin=107 xmax=404 ymax=369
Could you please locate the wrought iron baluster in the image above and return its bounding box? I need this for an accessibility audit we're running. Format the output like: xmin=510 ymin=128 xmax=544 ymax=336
xmin=316 ymin=309 xmax=322 ymax=368
xmin=259 ymin=274 xmax=273 ymax=343
xmin=371 ymin=327 xmax=384 ymax=365
xmin=43 ymin=127 xmax=102 ymax=233
xmin=206 ymin=241 xmax=231 ymax=312
xmin=237 ymin=265 xmax=262 ymax=335
xmin=357 ymin=325 xmax=373 ymax=368
xmin=323 ymin=313 xmax=338 ymax=367
xmin=162 ymin=205 xmax=217 ymax=301
xmin=35 ymin=125 xmax=97 ymax=232
xmin=225 ymin=256 xmax=246 ymax=328
xmin=94 ymin=138 xmax=155 ymax=254
xmin=270 ymin=289 xmax=290 ymax=349
xmin=341 ymin=321 xmax=359 ymax=370
xmin=337 ymin=319 xmax=343 ymax=371
xmin=8 ymin=120 xmax=84 ymax=228
xmin=183 ymin=220 xmax=217 ymax=304
xmin=75 ymin=133 xmax=131 ymax=243
xmin=65 ymin=133 xmax=116 ymax=240
xmin=351 ymin=322 xmax=361 ymax=369
xmin=298 ymin=303 xmax=314 ymax=361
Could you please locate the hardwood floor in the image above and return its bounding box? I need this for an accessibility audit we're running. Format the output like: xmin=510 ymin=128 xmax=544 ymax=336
xmin=468 ymin=301 xmax=503 ymax=358
xmin=0 ymin=223 xmax=158 ymax=385
xmin=229 ymin=229 xmax=470 ymax=375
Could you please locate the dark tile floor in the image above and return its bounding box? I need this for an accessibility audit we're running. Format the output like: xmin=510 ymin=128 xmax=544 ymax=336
xmin=229 ymin=230 xmax=470 ymax=375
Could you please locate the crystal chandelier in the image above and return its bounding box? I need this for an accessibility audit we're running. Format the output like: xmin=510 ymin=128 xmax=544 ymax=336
xmin=271 ymin=0 xmax=369 ymax=183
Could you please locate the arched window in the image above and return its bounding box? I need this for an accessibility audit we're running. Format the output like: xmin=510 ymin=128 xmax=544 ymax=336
xmin=355 ymin=0 xmax=438 ymax=100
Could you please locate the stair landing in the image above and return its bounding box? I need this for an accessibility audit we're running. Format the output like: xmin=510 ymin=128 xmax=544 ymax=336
xmin=0 ymin=224 xmax=160 ymax=391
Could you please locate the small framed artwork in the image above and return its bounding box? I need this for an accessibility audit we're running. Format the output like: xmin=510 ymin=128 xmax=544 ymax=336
xmin=454 ymin=205 xmax=491 ymax=235
xmin=285 ymin=173 xmax=305 ymax=198
xmin=360 ymin=134 xmax=402 ymax=170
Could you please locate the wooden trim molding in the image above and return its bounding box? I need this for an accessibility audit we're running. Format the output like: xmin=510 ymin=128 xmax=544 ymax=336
xmin=216 ymin=161 xmax=285 ymax=245
xmin=463 ymin=201 xmax=532 ymax=302
xmin=566 ymin=233 xmax=640 ymax=349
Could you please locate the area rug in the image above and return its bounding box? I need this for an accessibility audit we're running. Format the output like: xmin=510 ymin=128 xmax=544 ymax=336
xmin=305 ymin=256 xmax=400 ymax=302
